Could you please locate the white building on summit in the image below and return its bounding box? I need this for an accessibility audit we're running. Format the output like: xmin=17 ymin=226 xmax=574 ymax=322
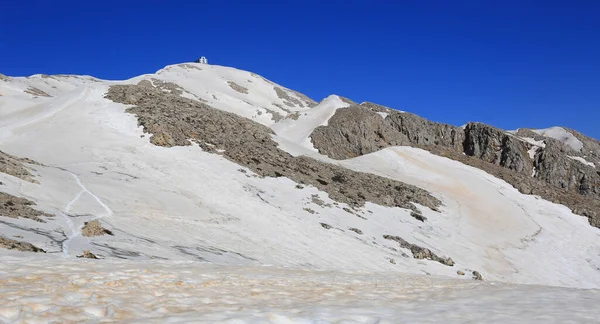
xmin=197 ymin=56 xmax=208 ymax=64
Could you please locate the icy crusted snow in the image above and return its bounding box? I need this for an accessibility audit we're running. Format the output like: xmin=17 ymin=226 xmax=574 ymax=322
xmin=533 ymin=126 xmax=583 ymax=152
xmin=1 ymin=258 xmax=599 ymax=323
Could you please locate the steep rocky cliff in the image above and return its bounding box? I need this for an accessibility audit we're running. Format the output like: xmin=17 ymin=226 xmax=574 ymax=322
xmin=311 ymin=103 xmax=600 ymax=227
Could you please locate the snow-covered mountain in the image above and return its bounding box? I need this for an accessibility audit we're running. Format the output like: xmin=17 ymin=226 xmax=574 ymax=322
xmin=1 ymin=63 xmax=599 ymax=322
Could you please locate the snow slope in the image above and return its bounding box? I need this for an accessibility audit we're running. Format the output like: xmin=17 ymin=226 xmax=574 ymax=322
xmin=0 ymin=73 xmax=460 ymax=277
xmin=533 ymin=126 xmax=583 ymax=151
xmin=128 ymin=63 xmax=315 ymax=126
xmin=340 ymin=147 xmax=600 ymax=288
xmin=1 ymin=63 xmax=600 ymax=322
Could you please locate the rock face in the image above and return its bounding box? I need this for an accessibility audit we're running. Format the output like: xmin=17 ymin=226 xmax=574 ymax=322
xmin=81 ymin=220 xmax=113 ymax=237
xmin=0 ymin=192 xmax=53 ymax=222
xmin=310 ymin=104 xmax=600 ymax=228
xmin=534 ymin=140 xmax=592 ymax=193
xmin=383 ymin=235 xmax=454 ymax=266
xmin=105 ymin=82 xmax=441 ymax=212
xmin=0 ymin=236 xmax=45 ymax=253
xmin=311 ymin=105 xmax=464 ymax=159
xmin=463 ymin=123 xmax=533 ymax=175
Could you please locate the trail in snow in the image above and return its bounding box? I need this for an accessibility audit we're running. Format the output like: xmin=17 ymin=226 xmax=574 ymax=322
xmin=61 ymin=191 xmax=83 ymax=256
xmin=60 ymin=171 xmax=113 ymax=257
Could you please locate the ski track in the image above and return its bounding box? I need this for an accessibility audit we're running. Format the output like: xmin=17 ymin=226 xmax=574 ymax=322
xmin=60 ymin=171 xmax=113 ymax=257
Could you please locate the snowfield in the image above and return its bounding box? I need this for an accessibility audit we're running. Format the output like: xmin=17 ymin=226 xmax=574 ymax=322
xmin=1 ymin=63 xmax=600 ymax=322
xmin=1 ymin=256 xmax=599 ymax=323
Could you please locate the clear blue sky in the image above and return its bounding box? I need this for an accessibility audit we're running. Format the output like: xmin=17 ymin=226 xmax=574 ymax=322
xmin=1 ymin=1 xmax=598 ymax=138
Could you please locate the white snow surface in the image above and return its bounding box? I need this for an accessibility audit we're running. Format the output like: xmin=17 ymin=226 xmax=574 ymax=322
xmin=533 ymin=126 xmax=583 ymax=152
xmin=1 ymin=64 xmax=600 ymax=321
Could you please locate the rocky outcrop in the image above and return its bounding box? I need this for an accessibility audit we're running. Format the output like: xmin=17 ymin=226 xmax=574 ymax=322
xmin=0 ymin=192 xmax=53 ymax=222
xmin=310 ymin=106 xmax=389 ymax=159
xmin=383 ymin=235 xmax=454 ymax=266
xmin=273 ymin=86 xmax=317 ymax=108
xmin=349 ymin=227 xmax=363 ymax=235
xmin=0 ymin=150 xmax=40 ymax=183
xmin=0 ymin=236 xmax=45 ymax=253
xmin=81 ymin=220 xmax=113 ymax=237
xmin=227 ymin=81 xmax=249 ymax=94
xmin=320 ymin=223 xmax=332 ymax=230
xmin=310 ymin=104 xmax=600 ymax=228
xmin=311 ymin=105 xmax=464 ymax=159
xmin=463 ymin=123 xmax=533 ymax=175
xmin=105 ymin=82 xmax=441 ymax=212
xmin=24 ymin=87 xmax=52 ymax=98
xmin=77 ymin=250 xmax=100 ymax=259
xmin=534 ymin=140 xmax=598 ymax=195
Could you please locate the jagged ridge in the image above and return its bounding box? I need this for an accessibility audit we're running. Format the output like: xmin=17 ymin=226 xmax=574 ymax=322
xmin=310 ymin=103 xmax=600 ymax=227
